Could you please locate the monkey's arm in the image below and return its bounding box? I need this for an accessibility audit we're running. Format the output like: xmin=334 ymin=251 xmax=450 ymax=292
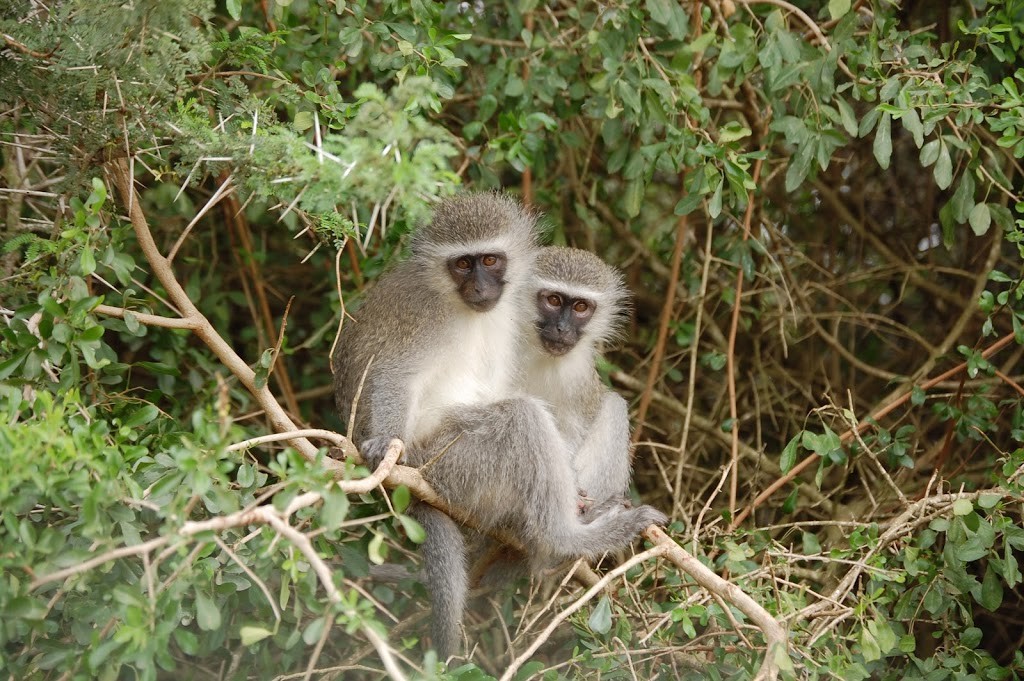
xmin=355 ymin=359 xmax=424 ymax=468
xmin=573 ymin=390 xmax=632 ymax=506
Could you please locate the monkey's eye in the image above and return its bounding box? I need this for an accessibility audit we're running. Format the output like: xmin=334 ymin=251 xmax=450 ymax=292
xmin=546 ymin=294 xmax=562 ymax=308
xmin=481 ymin=254 xmax=498 ymax=267
xmin=573 ymin=301 xmax=590 ymax=314
xmin=455 ymin=256 xmax=472 ymax=270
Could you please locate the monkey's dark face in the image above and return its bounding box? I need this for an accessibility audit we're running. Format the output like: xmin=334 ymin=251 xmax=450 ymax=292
xmin=536 ymin=290 xmax=595 ymax=356
xmin=447 ymin=252 xmax=508 ymax=312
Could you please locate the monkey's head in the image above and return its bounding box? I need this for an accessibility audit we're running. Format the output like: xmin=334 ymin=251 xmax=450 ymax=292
xmin=532 ymin=247 xmax=629 ymax=357
xmin=411 ymin=192 xmax=541 ymax=313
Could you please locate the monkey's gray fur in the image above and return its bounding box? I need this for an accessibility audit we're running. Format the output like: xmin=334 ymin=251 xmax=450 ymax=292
xmin=400 ymin=397 xmax=665 ymax=656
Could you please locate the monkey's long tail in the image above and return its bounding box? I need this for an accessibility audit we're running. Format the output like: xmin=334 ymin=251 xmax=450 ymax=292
xmin=410 ymin=502 xmax=467 ymax=660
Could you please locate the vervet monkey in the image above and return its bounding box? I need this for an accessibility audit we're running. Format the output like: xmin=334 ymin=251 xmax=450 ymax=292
xmin=468 ymin=247 xmax=639 ymax=585
xmin=334 ymin=195 xmax=665 ymax=659
xmin=334 ymin=192 xmax=539 ymax=658
xmin=523 ymin=246 xmax=634 ymax=512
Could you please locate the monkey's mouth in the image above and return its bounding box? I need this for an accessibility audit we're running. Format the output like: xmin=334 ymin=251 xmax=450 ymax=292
xmin=466 ymin=297 xmax=499 ymax=312
xmin=540 ymin=337 xmax=573 ymax=356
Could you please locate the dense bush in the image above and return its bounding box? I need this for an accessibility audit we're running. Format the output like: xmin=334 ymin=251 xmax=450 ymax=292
xmin=2 ymin=0 xmax=1024 ymax=679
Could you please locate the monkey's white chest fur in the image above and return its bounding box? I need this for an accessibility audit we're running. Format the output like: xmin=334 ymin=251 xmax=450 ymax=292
xmin=405 ymin=304 xmax=521 ymax=441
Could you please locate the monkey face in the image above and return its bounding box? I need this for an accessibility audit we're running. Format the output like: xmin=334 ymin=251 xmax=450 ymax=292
xmin=447 ymin=252 xmax=509 ymax=312
xmin=535 ymin=290 xmax=595 ymax=356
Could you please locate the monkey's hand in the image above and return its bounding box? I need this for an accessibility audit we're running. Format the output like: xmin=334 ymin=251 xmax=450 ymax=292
xmin=359 ymin=436 xmax=398 ymax=470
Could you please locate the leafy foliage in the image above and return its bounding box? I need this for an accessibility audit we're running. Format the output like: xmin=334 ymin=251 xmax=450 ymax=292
xmin=2 ymin=0 xmax=1024 ymax=679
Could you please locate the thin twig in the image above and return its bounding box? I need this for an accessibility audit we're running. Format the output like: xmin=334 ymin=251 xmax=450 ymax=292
xmin=633 ymin=213 xmax=688 ymax=445
xmin=726 ymin=155 xmax=765 ymax=517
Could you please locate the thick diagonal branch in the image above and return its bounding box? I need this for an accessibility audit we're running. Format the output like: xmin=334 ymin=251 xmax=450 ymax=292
xmin=106 ymin=159 xmax=333 ymax=463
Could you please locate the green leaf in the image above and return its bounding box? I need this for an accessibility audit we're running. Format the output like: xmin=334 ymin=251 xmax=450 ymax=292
xmin=5 ymin=596 xmax=48 ymax=620
xmin=399 ymin=514 xmax=426 ymax=544
xmin=321 ymin=489 xmax=350 ymax=527
xmin=919 ymin=139 xmax=940 ymax=167
xmin=933 ymin=143 xmax=953 ymax=189
xmin=293 ymin=111 xmax=314 ymax=132
xmin=674 ymin=191 xmax=703 ymax=216
xmin=872 ymin=618 xmax=898 ymax=655
xmin=960 ymin=626 xmax=983 ymax=649
xmin=616 ymin=81 xmax=642 ymax=114
xmin=873 ymin=112 xmax=892 ymax=169
xmin=950 ymin=173 xmax=976 ymax=223
xmin=477 ymin=94 xmax=498 ymax=121
xmin=969 ymin=202 xmax=991 ymax=236
xmin=195 ymin=592 xmax=221 ymax=631
xmin=79 ymin=324 xmax=104 ymax=342
xmin=785 ymin=144 xmax=813 ymax=192
xmin=837 ymin=98 xmax=858 ymax=136
xmin=860 ymin=627 xmax=882 ymax=662
xmin=514 ymin=662 xmax=547 ymax=681
xmin=588 ymin=596 xmax=613 ymax=634
xmin=623 ymin=179 xmax=644 ymax=218
xmin=952 ymin=498 xmax=973 ymax=516
xmin=226 ymin=0 xmax=242 ymax=20
xmin=719 ymin=123 xmax=752 ymax=143
xmin=901 ymin=107 xmax=923 ymax=148
xmin=802 ymin=531 xmax=821 ymax=554
xmin=923 ymin=584 xmax=944 ymax=614
xmin=858 ymin=107 xmax=880 ymax=137
xmin=122 ymin=404 xmax=159 ymax=428
xmin=240 ymin=625 xmax=274 ymax=645
xmin=392 ymin=485 xmax=411 ymax=513
xmin=879 ymin=77 xmax=901 ymax=102
xmin=781 ymin=486 xmax=799 ymax=514
xmin=647 ymin=0 xmax=688 ymax=40
xmin=123 ymin=309 xmax=140 ymax=334
xmin=780 ymin=434 xmax=801 ymax=473
xmin=990 ymin=204 xmax=1014 ymax=231
xmin=820 ymin=425 xmax=842 ymax=453
xmin=0 ymin=351 xmax=27 ymax=381
xmin=828 ymin=0 xmax=851 ymax=20
xmin=898 ymin=634 xmax=916 ymax=653
xmin=368 ymin=532 xmax=387 ymax=565
xmin=978 ymin=493 xmax=1001 ymax=509
xmin=708 ymin=181 xmax=723 ymax=219
xmin=303 ymin=616 xmax=327 ymax=645
xmin=978 ymin=565 xmax=1004 ymax=610
xmin=80 ymin=247 xmax=96 ymax=276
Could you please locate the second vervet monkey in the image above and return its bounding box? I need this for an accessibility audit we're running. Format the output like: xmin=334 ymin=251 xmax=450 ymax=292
xmin=522 ymin=246 xmax=635 ymax=512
